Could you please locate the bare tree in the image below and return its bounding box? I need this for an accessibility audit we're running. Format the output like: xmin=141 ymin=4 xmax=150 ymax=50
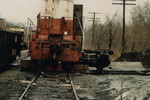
xmin=130 ymin=1 xmax=150 ymax=51
xmin=84 ymin=12 xmax=121 ymax=51
xmin=104 ymin=12 xmax=121 ymax=50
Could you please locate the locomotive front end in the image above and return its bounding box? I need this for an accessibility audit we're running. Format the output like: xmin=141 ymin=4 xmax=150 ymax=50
xmin=27 ymin=0 xmax=83 ymax=71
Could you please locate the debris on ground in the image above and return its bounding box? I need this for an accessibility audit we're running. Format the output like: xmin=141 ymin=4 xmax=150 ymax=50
xmin=115 ymin=50 xmax=150 ymax=68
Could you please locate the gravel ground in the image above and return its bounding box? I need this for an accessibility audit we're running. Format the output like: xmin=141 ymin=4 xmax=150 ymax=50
xmin=72 ymin=73 xmax=150 ymax=100
xmin=1 ymin=66 xmax=150 ymax=100
xmin=0 ymin=66 xmax=34 ymax=100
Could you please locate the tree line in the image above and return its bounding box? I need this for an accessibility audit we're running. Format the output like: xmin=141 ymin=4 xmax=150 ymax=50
xmin=83 ymin=2 xmax=150 ymax=55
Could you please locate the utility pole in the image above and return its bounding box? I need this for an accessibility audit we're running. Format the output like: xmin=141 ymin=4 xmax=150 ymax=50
xmin=123 ymin=0 xmax=126 ymax=54
xmin=88 ymin=12 xmax=101 ymax=46
xmin=112 ymin=0 xmax=136 ymax=53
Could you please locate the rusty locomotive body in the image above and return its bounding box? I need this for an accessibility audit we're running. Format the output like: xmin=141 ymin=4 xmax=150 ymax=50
xmin=21 ymin=0 xmax=113 ymax=72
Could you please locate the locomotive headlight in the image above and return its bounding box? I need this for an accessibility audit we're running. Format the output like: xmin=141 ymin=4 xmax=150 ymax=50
xmin=64 ymin=31 xmax=68 ymax=35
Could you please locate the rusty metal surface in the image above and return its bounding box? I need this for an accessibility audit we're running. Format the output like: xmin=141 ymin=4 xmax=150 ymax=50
xmin=61 ymin=49 xmax=80 ymax=62
xmin=39 ymin=18 xmax=63 ymax=34
xmin=30 ymin=16 xmax=82 ymax=61
xmin=28 ymin=1 xmax=83 ymax=71
xmin=38 ymin=18 xmax=73 ymax=35
xmin=63 ymin=35 xmax=73 ymax=41
xmin=30 ymin=16 xmax=79 ymax=61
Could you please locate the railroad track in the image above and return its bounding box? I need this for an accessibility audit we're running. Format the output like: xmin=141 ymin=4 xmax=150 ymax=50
xmin=4 ymin=69 xmax=149 ymax=100
xmin=15 ymin=72 xmax=80 ymax=100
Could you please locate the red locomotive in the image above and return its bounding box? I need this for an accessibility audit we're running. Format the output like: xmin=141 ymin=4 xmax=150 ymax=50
xmin=21 ymin=0 xmax=113 ymax=72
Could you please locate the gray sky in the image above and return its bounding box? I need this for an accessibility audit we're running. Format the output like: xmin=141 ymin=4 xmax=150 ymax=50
xmin=0 ymin=0 xmax=149 ymax=24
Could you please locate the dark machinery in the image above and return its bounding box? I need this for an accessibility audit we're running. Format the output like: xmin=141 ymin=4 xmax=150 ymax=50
xmin=0 ymin=30 xmax=22 ymax=69
xmin=21 ymin=0 xmax=113 ymax=72
xmin=80 ymin=50 xmax=114 ymax=71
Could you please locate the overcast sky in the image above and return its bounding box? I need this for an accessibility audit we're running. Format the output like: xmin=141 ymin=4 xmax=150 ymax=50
xmin=0 ymin=0 xmax=149 ymax=24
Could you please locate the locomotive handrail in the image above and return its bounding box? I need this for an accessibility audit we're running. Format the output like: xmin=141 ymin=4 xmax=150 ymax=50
xmin=75 ymin=17 xmax=84 ymax=36
xmin=27 ymin=18 xmax=37 ymax=29
xmin=64 ymin=17 xmax=84 ymax=50
xmin=64 ymin=17 xmax=85 ymax=36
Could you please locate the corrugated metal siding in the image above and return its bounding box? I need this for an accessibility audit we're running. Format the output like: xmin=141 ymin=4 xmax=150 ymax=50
xmin=0 ymin=30 xmax=22 ymax=68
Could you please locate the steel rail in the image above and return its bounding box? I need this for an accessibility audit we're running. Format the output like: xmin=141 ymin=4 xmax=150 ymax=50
xmin=18 ymin=70 xmax=41 ymax=100
xmin=68 ymin=73 xmax=80 ymax=100
xmin=19 ymin=76 xmax=36 ymax=100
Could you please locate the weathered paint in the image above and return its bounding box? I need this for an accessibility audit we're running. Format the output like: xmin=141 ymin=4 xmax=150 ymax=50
xmin=38 ymin=18 xmax=73 ymax=35
xmin=63 ymin=35 xmax=73 ymax=41
xmin=27 ymin=2 xmax=83 ymax=71
xmin=41 ymin=0 xmax=74 ymax=18
xmin=29 ymin=4 xmax=83 ymax=62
